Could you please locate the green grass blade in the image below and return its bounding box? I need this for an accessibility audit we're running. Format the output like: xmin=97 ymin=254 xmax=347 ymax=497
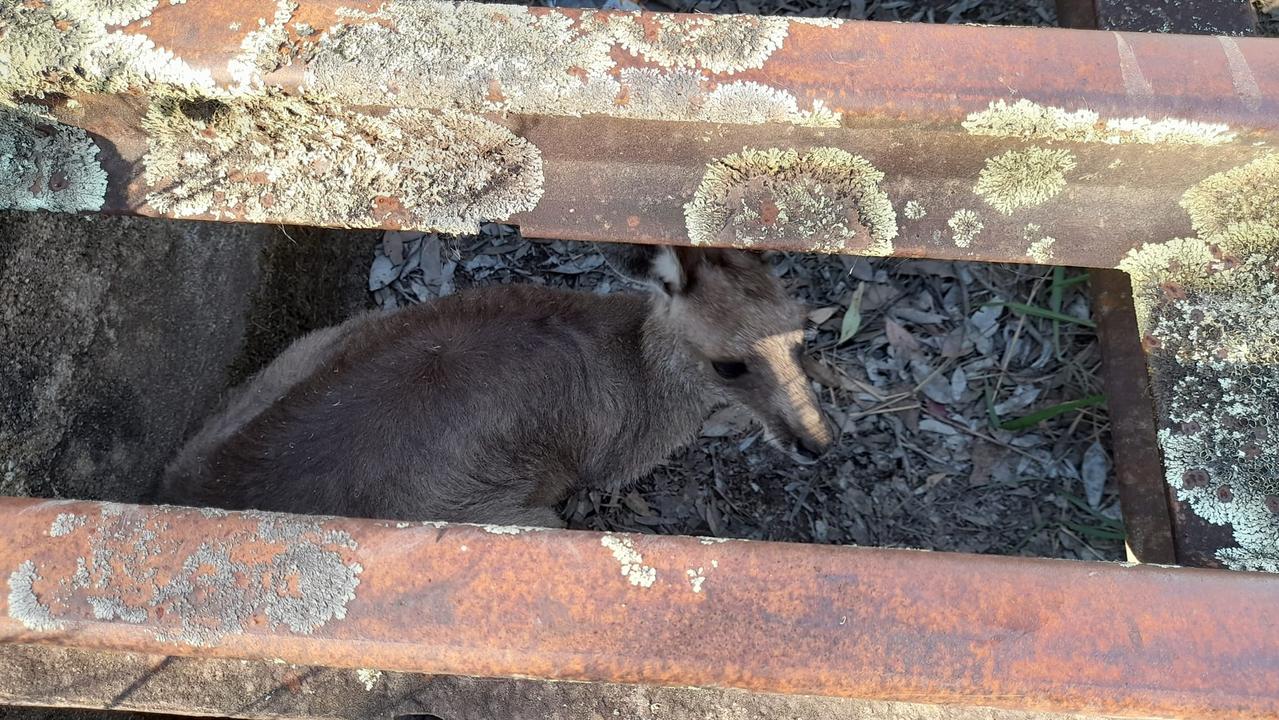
xmin=999 ymin=394 xmax=1107 ymax=430
xmin=1065 ymin=520 xmax=1127 ymax=541
xmin=987 ymin=301 xmax=1097 ymax=328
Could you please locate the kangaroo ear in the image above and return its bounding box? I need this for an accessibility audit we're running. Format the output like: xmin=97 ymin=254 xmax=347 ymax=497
xmin=600 ymin=243 xmax=686 ymax=295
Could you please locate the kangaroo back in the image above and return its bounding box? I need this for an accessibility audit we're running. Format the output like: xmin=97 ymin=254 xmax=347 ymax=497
xmin=158 ymin=244 xmax=832 ymax=526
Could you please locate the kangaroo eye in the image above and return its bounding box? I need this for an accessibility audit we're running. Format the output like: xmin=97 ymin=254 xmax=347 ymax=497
xmin=712 ymin=360 xmax=749 ymax=379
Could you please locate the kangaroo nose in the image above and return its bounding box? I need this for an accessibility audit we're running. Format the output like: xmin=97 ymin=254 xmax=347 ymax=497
xmin=794 ymin=437 xmax=823 ymax=461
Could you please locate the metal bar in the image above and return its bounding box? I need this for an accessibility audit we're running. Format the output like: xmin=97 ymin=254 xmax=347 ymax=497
xmin=0 ymin=645 xmax=1122 ymax=720
xmin=4 ymin=1 xmax=1279 ymax=267
xmin=1089 ymin=269 xmax=1177 ymax=564
xmin=2 ymin=498 xmax=1278 ymax=719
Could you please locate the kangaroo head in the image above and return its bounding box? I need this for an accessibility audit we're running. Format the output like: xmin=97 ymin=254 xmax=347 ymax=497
xmin=604 ymin=243 xmax=836 ymax=461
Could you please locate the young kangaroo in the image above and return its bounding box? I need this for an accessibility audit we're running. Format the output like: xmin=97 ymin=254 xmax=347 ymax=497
xmin=156 ymin=244 xmax=834 ymax=527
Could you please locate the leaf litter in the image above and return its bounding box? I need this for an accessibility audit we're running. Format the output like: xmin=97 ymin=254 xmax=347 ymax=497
xmin=370 ymin=223 xmax=1120 ymax=561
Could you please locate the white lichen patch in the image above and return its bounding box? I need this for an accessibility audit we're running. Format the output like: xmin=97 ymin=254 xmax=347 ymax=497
xmin=697 ymin=82 xmax=797 ymax=125
xmin=963 ymin=99 xmax=1236 ymax=146
xmin=903 ymin=200 xmax=926 ymax=220
xmin=142 ymin=94 xmax=543 ymax=233
xmin=615 ymin=68 xmax=704 ymax=121
xmin=607 ymin=13 xmax=789 ymax=75
xmin=1 ymin=105 xmax=108 ymax=214
xmin=685 ymin=567 xmax=706 ymax=593
xmin=1117 ymin=157 xmax=1279 ymax=572
xmin=302 ymin=2 xmax=834 ymax=129
xmin=1179 ymin=154 xmax=1279 ymax=238
xmin=7 ymin=561 xmax=63 ymax=632
xmin=67 ymin=0 xmax=159 ymax=26
xmin=1023 ymin=225 xmax=1056 ymax=264
xmin=481 ymin=525 xmax=529 ymax=535
xmin=947 ymin=209 xmax=983 ymax=248
xmin=1 ymin=1 xmax=214 ymax=101
xmin=49 ymin=513 xmax=87 ymax=537
xmin=305 ymin=3 xmax=618 ymax=115
xmin=227 ymin=0 xmax=298 ymax=90
xmin=685 ymin=147 xmax=898 ymax=256
xmin=974 ymin=147 xmax=1076 ymax=215
xmin=356 ymin=668 xmax=383 ymax=691
xmin=7 ymin=507 xmax=364 ymax=645
xmin=791 ymin=17 xmax=844 ymax=27
xmin=600 ymin=535 xmax=656 ymax=588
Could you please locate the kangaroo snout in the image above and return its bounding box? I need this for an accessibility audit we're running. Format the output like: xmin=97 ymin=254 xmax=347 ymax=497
xmin=776 ymin=382 xmax=836 ymax=463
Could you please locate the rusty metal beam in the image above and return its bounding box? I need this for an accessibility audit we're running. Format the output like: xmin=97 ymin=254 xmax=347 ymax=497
xmin=3 ymin=0 xmax=1278 ymax=267
xmin=1 ymin=498 xmax=1278 ymax=719
xmin=1089 ymin=269 xmax=1176 ymax=564
xmin=0 ymin=645 xmax=1128 ymax=720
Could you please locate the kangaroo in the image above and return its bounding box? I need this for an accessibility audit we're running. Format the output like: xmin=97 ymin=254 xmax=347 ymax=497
xmin=155 ymin=243 xmax=835 ymax=527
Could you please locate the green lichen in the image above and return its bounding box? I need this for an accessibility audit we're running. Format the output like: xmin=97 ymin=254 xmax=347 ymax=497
xmin=974 ymin=147 xmax=1076 ymax=216
xmin=684 ymin=147 xmax=897 ymax=256
xmin=947 ymin=209 xmax=982 ymax=248
xmin=963 ymin=99 xmax=1235 ymax=146
xmin=1180 ymin=154 xmax=1279 ymax=237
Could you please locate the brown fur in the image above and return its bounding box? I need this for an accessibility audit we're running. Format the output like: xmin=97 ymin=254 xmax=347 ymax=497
xmin=156 ymin=245 xmax=834 ymax=526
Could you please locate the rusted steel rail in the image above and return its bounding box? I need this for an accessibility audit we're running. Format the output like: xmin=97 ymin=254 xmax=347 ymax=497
xmin=2 ymin=497 xmax=1279 ymax=719
xmin=0 ymin=645 xmax=1123 ymax=720
xmin=3 ymin=0 xmax=1278 ymax=267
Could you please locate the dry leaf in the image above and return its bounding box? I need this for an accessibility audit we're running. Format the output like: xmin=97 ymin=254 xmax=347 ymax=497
xmin=1081 ymin=440 xmax=1110 ymax=509
xmin=884 ymin=318 xmax=921 ymax=353
xmin=700 ymin=406 xmax=754 ymax=438
xmin=808 ymin=306 xmax=838 ymax=325
xmin=624 ymin=491 xmax=653 ymax=517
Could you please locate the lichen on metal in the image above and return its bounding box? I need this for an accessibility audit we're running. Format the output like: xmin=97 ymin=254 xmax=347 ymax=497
xmin=685 ymin=147 xmax=897 ymax=255
xmin=963 ymin=99 xmax=1236 ymax=146
xmin=903 ymin=200 xmax=926 ymax=221
xmin=227 ymin=0 xmax=299 ymax=90
xmin=6 ymin=561 xmax=61 ymax=632
xmin=0 ymin=0 xmax=214 ymax=101
xmin=0 ymin=105 xmax=108 ymax=214
xmin=600 ymin=534 xmax=656 ymax=588
xmin=49 ymin=513 xmax=86 ymax=538
xmin=301 ymin=1 xmax=832 ymax=127
xmin=141 ymin=93 xmax=543 ymax=233
xmin=66 ymin=0 xmax=159 ymax=26
xmin=1023 ymin=224 xmax=1056 ymax=263
xmin=5 ymin=504 xmax=364 ymax=644
xmin=947 ymin=209 xmax=983 ymax=248
xmin=1181 ymin=154 xmax=1279 ymax=237
xmin=974 ymin=147 xmax=1076 ymax=215
xmin=1119 ymin=153 xmax=1279 ymax=572
xmin=606 ymin=13 xmax=789 ymax=74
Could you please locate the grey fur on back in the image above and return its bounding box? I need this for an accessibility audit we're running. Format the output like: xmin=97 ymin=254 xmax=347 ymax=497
xmin=156 ymin=245 xmax=832 ymax=526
